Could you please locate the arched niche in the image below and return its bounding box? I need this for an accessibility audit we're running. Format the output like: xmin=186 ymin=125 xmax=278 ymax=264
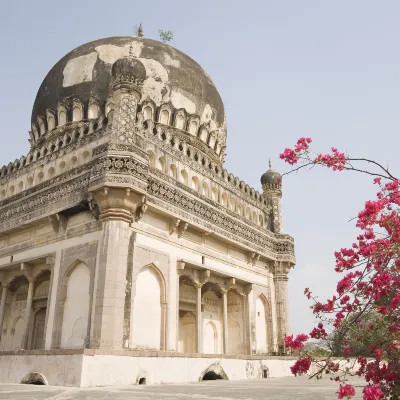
xmin=156 ymin=157 xmax=166 ymax=173
xmin=88 ymin=97 xmax=100 ymax=119
xmin=192 ymin=176 xmax=200 ymax=192
xmin=202 ymin=182 xmax=210 ymax=198
xmin=12 ymin=316 xmax=25 ymax=350
xmin=204 ymin=321 xmax=217 ymax=354
xmin=178 ymin=311 xmax=196 ymax=353
xmin=72 ymin=100 xmax=83 ymax=122
xmin=180 ymin=169 xmax=188 ymax=185
xmin=143 ymin=106 xmax=153 ymax=120
xmin=169 ymin=164 xmax=177 ymax=179
xmin=60 ymin=261 xmax=90 ymax=349
xmin=255 ymin=295 xmax=272 ymax=354
xmin=46 ymin=111 xmax=56 ymax=131
xmin=132 ymin=264 xmax=167 ymax=350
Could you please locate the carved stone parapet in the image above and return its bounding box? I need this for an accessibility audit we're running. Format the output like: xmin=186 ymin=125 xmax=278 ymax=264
xmin=90 ymin=187 xmax=142 ymax=224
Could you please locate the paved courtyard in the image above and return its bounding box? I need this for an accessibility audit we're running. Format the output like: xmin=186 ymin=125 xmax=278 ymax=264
xmin=0 ymin=376 xmax=364 ymax=399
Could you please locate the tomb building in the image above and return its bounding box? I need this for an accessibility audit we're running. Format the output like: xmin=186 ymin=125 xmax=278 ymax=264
xmin=0 ymin=34 xmax=295 ymax=386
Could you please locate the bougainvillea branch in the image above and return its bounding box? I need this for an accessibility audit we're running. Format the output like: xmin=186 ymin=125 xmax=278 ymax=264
xmin=280 ymin=138 xmax=400 ymax=400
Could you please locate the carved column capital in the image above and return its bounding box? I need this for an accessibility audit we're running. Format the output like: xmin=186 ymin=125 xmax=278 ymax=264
xmin=90 ymin=187 xmax=142 ymax=224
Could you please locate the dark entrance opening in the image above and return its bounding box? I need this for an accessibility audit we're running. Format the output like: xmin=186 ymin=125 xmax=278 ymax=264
xmin=139 ymin=377 xmax=146 ymax=385
xmin=263 ymin=368 xmax=269 ymax=378
xmin=202 ymin=371 xmax=223 ymax=381
xmin=21 ymin=373 xmax=47 ymax=385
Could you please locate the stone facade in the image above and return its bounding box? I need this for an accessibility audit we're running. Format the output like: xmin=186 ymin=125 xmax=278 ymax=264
xmin=0 ymin=35 xmax=295 ymax=386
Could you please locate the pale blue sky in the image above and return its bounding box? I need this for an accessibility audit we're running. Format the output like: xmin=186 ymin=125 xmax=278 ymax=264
xmin=1 ymin=1 xmax=399 ymax=335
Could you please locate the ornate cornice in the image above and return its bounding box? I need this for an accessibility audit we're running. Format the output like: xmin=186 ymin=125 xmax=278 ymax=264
xmin=147 ymin=176 xmax=294 ymax=261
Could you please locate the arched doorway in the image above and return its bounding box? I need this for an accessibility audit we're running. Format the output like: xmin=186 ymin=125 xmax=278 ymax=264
xmin=228 ymin=320 xmax=242 ymax=354
xmin=204 ymin=322 xmax=217 ymax=354
xmin=60 ymin=262 xmax=90 ymax=348
xmin=178 ymin=311 xmax=196 ymax=353
xmin=12 ymin=317 xmax=25 ymax=349
xmin=255 ymin=296 xmax=267 ymax=354
xmin=32 ymin=309 xmax=46 ymax=350
xmin=132 ymin=265 xmax=166 ymax=349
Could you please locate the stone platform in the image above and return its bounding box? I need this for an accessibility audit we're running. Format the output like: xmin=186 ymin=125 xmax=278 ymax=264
xmin=0 ymin=376 xmax=364 ymax=399
xmin=0 ymin=350 xmax=297 ymax=387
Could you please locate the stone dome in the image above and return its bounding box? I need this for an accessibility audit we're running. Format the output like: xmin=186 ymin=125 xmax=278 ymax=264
xmin=261 ymin=165 xmax=282 ymax=187
xmin=31 ymin=36 xmax=226 ymax=144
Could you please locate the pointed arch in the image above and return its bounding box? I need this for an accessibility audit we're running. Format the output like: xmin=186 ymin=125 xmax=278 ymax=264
xmin=204 ymin=321 xmax=217 ymax=354
xmin=132 ymin=263 xmax=167 ymax=350
xmin=255 ymin=294 xmax=273 ymax=354
xmin=60 ymin=260 xmax=90 ymax=349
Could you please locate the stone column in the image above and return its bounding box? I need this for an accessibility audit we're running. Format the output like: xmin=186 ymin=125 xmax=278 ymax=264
xmin=196 ymin=283 xmax=203 ymax=354
xmin=222 ymin=289 xmax=228 ymax=354
xmin=22 ymin=277 xmax=34 ymax=349
xmin=0 ymin=283 xmax=9 ymax=340
xmin=91 ymin=188 xmax=141 ymax=349
xmin=244 ymin=284 xmax=253 ymax=355
xmin=274 ymin=262 xmax=291 ymax=354
xmin=43 ymin=256 xmax=55 ymax=350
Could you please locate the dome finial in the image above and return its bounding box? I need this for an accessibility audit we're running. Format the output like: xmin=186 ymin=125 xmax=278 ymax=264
xmin=137 ymin=22 xmax=143 ymax=38
xmin=269 ymin=158 xmax=272 ymax=170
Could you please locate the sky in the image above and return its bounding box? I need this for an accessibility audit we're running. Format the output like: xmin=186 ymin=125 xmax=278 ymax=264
xmin=1 ymin=1 xmax=400 ymax=335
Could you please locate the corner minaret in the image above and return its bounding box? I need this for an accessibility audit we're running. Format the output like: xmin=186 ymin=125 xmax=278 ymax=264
xmin=261 ymin=160 xmax=283 ymax=234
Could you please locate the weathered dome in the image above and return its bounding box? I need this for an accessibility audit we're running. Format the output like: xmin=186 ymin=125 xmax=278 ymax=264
xmin=111 ymin=57 xmax=146 ymax=81
xmin=31 ymin=36 xmax=226 ymax=142
xmin=261 ymin=167 xmax=282 ymax=187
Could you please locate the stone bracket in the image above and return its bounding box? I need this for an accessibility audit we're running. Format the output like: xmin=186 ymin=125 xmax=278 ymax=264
xmin=49 ymin=213 xmax=68 ymax=233
xmin=248 ymin=252 xmax=260 ymax=266
xmin=135 ymin=195 xmax=148 ymax=222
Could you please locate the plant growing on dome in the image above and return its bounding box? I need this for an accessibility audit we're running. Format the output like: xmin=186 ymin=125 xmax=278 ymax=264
xmin=158 ymin=29 xmax=173 ymax=43
xmin=280 ymin=138 xmax=400 ymax=400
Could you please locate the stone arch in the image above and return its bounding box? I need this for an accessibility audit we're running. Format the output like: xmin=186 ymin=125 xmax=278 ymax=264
xmin=211 ymin=187 xmax=218 ymax=202
xmin=202 ymin=182 xmax=210 ymax=198
xmin=47 ymin=112 xmax=55 ymax=131
xmin=221 ymin=192 xmax=228 ymax=207
xmin=169 ymin=164 xmax=177 ymax=179
xmin=21 ymin=372 xmax=48 ymax=385
xmin=132 ymin=264 xmax=167 ymax=350
xmin=143 ymin=106 xmax=153 ymax=120
xmin=11 ymin=316 xmax=25 ymax=350
xmin=31 ymin=308 xmax=47 ymax=350
xmin=72 ymin=100 xmax=83 ymax=121
xmin=160 ymin=109 xmax=170 ymax=125
xmin=192 ymin=176 xmax=200 ymax=192
xmin=156 ymin=156 xmax=166 ymax=172
xmin=178 ymin=311 xmax=196 ymax=353
xmin=175 ymin=113 xmax=185 ymax=130
xmin=245 ymin=208 xmax=251 ymax=220
xmin=60 ymin=260 xmax=90 ymax=349
xmin=255 ymin=294 xmax=272 ymax=354
xmin=188 ymin=118 xmax=199 ymax=135
xmin=199 ymin=363 xmax=229 ymax=381
xmin=88 ymin=97 xmax=101 ymax=119
xmin=259 ymin=214 xmax=264 ymax=227
xmin=204 ymin=321 xmax=217 ymax=354
xmin=57 ymin=108 xmax=67 ymax=126
xmin=180 ymin=169 xmax=188 ymax=185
